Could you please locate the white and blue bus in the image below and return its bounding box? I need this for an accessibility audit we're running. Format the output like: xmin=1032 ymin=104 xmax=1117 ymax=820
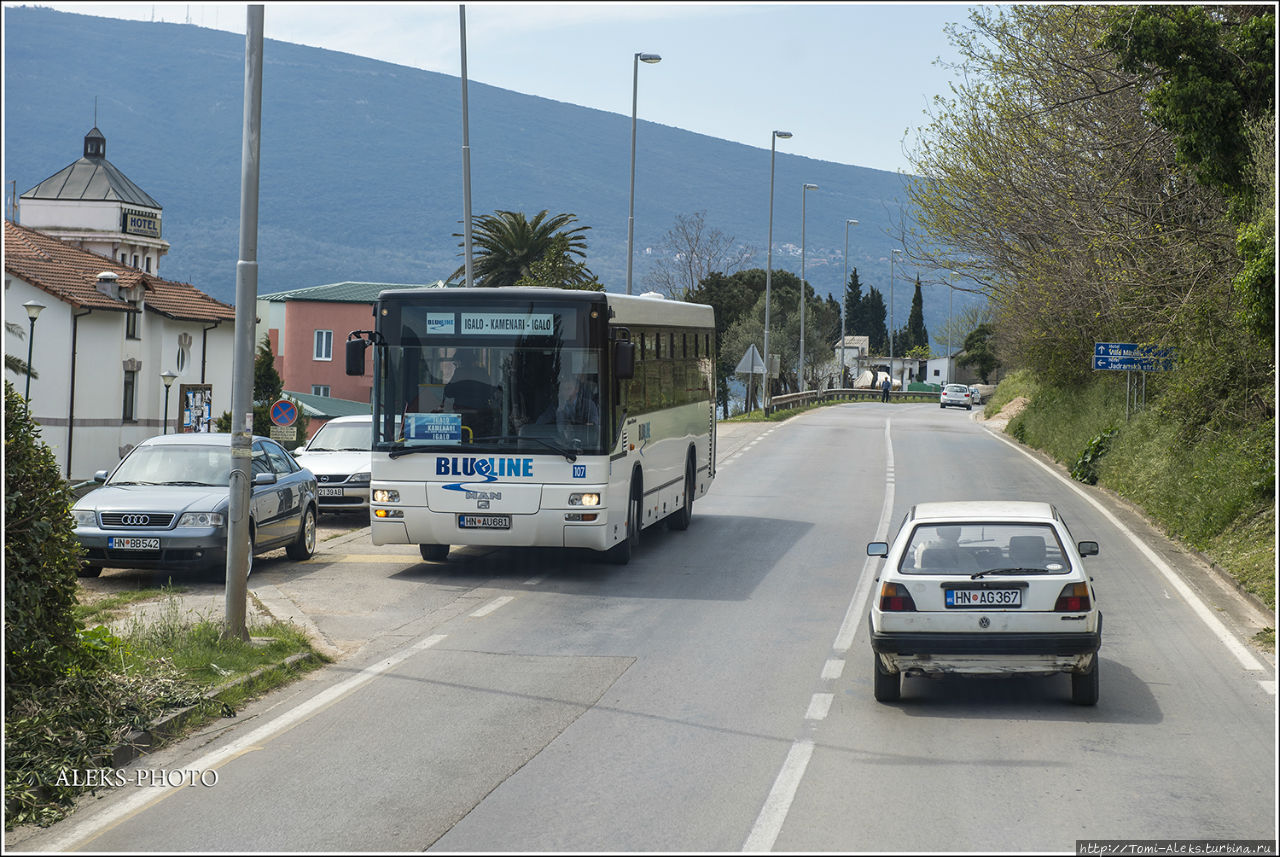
xmin=346 ymin=287 xmax=715 ymax=564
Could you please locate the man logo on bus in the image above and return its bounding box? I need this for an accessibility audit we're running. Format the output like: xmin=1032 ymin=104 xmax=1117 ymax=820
xmin=437 ymin=456 xmax=533 ymax=492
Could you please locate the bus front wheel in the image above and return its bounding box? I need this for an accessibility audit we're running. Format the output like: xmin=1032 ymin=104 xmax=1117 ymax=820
xmin=607 ymin=475 xmax=642 ymax=565
xmin=419 ymin=543 xmax=449 ymax=562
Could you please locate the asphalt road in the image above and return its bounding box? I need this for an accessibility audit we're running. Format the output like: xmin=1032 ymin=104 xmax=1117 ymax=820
xmin=12 ymin=405 xmax=1276 ymax=852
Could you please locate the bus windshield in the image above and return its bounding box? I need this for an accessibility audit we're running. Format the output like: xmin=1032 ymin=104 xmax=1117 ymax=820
xmin=372 ymin=297 xmax=609 ymax=455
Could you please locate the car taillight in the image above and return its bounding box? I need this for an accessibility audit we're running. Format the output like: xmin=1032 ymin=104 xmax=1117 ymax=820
xmin=1054 ymin=582 xmax=1091 ymax=612
xmin=879 ymin=582 xmax=917 ymax=612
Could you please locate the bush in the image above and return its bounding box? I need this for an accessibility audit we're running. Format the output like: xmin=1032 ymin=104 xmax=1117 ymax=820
xmin=4 ymin=382 xmax=85 ymax=692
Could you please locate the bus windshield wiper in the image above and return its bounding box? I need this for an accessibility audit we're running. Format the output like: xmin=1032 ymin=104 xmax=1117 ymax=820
xmin=512 ymin=436 xmax=578 ymax=463
xmin=971 ymin=567 xmax=1054 ymax=579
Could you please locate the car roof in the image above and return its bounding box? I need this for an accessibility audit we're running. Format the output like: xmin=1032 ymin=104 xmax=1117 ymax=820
xmin=911 ymin=500 xmax=1057 ymax=522
xmin=318 ymin=415 xmax=372 ymax=424
xmin=135 ymin=433 xmax=276 ymax=446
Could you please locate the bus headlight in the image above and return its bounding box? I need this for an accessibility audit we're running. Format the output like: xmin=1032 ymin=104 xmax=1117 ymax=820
xmin=569 ymin=493 xmax=600 ymax=506
xmin=373 ymin=489 xmax=400 ymax=503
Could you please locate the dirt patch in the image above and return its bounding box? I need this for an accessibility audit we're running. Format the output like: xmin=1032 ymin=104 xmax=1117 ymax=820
xmin=979 ymin=396 xmax=1030 ymax=432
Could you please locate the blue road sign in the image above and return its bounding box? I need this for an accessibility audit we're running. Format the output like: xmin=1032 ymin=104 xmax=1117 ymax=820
xmin=1093 ymin=343 xmax=1177 ymax=372
xmin=270 ymin=399 xmax=298 ymax=426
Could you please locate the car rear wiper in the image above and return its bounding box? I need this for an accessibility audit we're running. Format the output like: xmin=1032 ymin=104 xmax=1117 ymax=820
xmin=971 ymin=567 xmax=1054 ymax=579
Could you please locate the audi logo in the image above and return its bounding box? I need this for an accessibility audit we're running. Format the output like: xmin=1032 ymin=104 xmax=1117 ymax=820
xmin=119 ymin=514 xmax=151 ymax=526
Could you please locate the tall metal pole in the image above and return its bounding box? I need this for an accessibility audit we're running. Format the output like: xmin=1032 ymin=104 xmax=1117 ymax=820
xmin=890 ymin=249 xmax=901 ymax=383
xmin=798 ymin=183 xmax=817 ymax=389
xmin=24 ymin=315 xmax=36 ymax=400
xmin=842 ymin=219 xmax=857 ymax=387
xmin=626 ymin=52 xmax=660 ymax=296
xmin=947 ymin=271 xmax=955 ymax=385
xmin=763 ymin=130 xmax=791 ymax=413
xmin=460 ymin=6 xmax=474 ymax=287
xmin=225 ymin=5 xmax=264 ymax=642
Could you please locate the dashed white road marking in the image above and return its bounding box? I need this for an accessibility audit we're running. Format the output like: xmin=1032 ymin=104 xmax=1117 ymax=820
xmin=804 ymin=693 xmax=834 ymax=721
xmin=470 ymin=596 xmax=515 ymax=618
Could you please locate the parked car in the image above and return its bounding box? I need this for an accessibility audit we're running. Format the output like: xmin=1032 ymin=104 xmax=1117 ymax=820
xmin=71 ymin=433 xmax=318 ymax=578
xmin=969 ymin=386 xmax=983 ymax=405
xmin=865 ymin=500 xmax=1101 ymax=705
xmin=290 ymin=415 xmax=372 ymax=512
xmin=940 ymin=383 xmax=973 ymax=410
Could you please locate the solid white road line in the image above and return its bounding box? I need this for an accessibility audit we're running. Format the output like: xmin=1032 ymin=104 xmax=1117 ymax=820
xmin=45 ymin=633 xmax=449 ymax=853
xmin=986 ymin=429 xmax=1266 ymax=673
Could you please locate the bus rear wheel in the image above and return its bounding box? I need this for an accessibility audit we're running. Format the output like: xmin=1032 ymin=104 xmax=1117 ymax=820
xmin=667 ymin=455 xmax=695 ymax=531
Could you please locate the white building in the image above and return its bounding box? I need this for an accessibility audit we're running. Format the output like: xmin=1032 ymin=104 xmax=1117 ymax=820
xmin=5 ymin=222 xmax=237 ymax=481
xmin=18 ymin=128 xmax=170 ymax=277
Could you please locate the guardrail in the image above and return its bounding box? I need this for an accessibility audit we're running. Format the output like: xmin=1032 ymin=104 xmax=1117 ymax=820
xmin=767 ymin=387 xmax=942 ymax=411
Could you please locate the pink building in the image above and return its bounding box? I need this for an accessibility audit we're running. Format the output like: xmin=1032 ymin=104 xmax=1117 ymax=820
xmin=256 ymin=281 xmax=445 ymax=404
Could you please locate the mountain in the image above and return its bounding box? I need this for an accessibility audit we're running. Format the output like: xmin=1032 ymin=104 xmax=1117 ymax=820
xmin=4 ymin=6 xmax=961 ymax=333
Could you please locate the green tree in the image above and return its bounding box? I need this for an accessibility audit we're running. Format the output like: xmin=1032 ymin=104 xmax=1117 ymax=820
xmin=514 ymin=233 xmax=604 ymax=291
xmin=905 ymin=275 xmax=929 ymax=352
xmin=215 ymin=336 xmax=308 ymax=447
xmin=4 ymin=381 xmax=83 ymax=691
xmin=957 ymin=323 xmax=1001 ymax=384
xmin=451 ymin=210 xmax=592 ymax=287
xmin=859 ymin=287 xmax=889 ymax=356
xmin=5 ymin=321 xmax=35 ymax=383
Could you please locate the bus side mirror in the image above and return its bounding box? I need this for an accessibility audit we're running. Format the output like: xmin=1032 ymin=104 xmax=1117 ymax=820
xmin=346 ymin=337 xmax=368 ymax=376
xmin=614 ymin=340 xmax=635 ymax=380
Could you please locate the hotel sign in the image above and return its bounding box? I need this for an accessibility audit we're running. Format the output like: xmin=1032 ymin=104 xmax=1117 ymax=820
xmin=122 ymin=208 xmax=161 ymax=239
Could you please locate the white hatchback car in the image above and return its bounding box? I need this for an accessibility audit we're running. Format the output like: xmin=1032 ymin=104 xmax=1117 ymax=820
xmin=866 ymin=500 xmax=1101 ymax=705
xmin=940 ymin=383 xmax=973 ymax=410
xmin=291 ymin=415 xmax=372 ymax=512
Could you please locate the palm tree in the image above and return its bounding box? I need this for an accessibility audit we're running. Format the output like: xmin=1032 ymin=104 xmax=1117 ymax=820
xmin=4 ymin=321 xmax=34 ymax=380
xmin=451 ymin=210 xmax=593 ymax=287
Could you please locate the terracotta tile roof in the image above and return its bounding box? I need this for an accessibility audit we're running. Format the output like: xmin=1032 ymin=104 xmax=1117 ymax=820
xmin=4 ymin=221 xmax=234 ymax=322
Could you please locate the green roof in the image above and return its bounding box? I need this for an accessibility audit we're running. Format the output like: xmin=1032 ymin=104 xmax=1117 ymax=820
xmin=260 ymin=281 xmax=452 ymax=303
xmin=282 ymin=391 xmax=370 ymax=418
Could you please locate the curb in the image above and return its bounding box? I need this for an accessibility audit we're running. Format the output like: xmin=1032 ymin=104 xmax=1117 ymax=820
xmin=106 ymin=651 xmax=320 ymax=769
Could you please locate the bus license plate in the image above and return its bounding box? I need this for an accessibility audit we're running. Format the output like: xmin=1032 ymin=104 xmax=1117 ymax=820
xmin=458 ymin=515 xmax=510 ymax=530
xmin=318 ymin=487 xmax=345 ymax=497
xmin=946 ymin=588 xmax=1021 ymax=608
xmin=108 ymin=537 xmax=160 ymax=551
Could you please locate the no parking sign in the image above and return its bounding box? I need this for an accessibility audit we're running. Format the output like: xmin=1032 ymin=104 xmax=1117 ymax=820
xmin=270 ymin=399 xmax=298 ymax=427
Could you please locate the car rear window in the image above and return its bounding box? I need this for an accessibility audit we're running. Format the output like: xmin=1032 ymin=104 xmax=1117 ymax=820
xmin=898 ymin=522 xmax=1069 ymax=575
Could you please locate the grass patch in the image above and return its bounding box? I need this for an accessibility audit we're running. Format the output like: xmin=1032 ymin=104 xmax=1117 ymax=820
xmin=989 ymin=372 xmax=1275 ymax=613
xmin=73 ymin=585 xmax=188 ymax=626
xmin=5 ymin=589 xmax=322 ymax=830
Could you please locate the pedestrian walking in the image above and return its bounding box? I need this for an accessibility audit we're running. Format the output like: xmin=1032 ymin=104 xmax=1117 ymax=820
xmin=881 ymin=374 xmax=892 ymax=403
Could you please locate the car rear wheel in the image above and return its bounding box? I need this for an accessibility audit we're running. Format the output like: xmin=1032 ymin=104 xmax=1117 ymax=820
xmin=286 ymin=505 xmax=317 ymax=560
xmin=873 ymin=651 xmax=901 ymax=702
xmin=1071 ymin=655 xmax=1099 ymax=706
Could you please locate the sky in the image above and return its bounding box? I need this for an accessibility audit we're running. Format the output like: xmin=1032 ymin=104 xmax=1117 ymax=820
xmin=36 ymin=2 xmax=978 ymax=174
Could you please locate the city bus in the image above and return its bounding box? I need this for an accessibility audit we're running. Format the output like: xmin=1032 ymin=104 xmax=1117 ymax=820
xmin=346 ymin=287 xmax=715 ymax=564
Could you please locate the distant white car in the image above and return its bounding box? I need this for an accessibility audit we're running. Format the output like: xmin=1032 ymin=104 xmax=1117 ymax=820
xmin=292 ymin=415 xmax=372 ymax=512
xmin=940 ymin=383 xmax=972 ymax=410
xmin=866 ymin=500 xmax=1101 ymax=705
xmin=968 ymin=386 xmax=983 ymax=405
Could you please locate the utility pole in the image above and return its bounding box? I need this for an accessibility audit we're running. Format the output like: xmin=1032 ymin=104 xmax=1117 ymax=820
xmin=225 ymin=5 xmax=264 ymax=642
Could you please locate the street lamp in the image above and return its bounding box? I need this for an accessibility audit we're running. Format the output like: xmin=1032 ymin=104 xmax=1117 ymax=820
xmin=161 ymin=370 xmax=179 ymax=434
xmin=841 ymin=219 xmax=858 ymax=387
xmin=798 ymin=183 xmax=818 ymax=390
xmin=22 ymin=299 xmax=45 ymax=401
xmin=626 ymin=51 xmax=662 ymax=296
xmin=762 ymin=129 xmax=792 ymax=413
xmin=890 ymin=249 xmax=903 ymax=378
